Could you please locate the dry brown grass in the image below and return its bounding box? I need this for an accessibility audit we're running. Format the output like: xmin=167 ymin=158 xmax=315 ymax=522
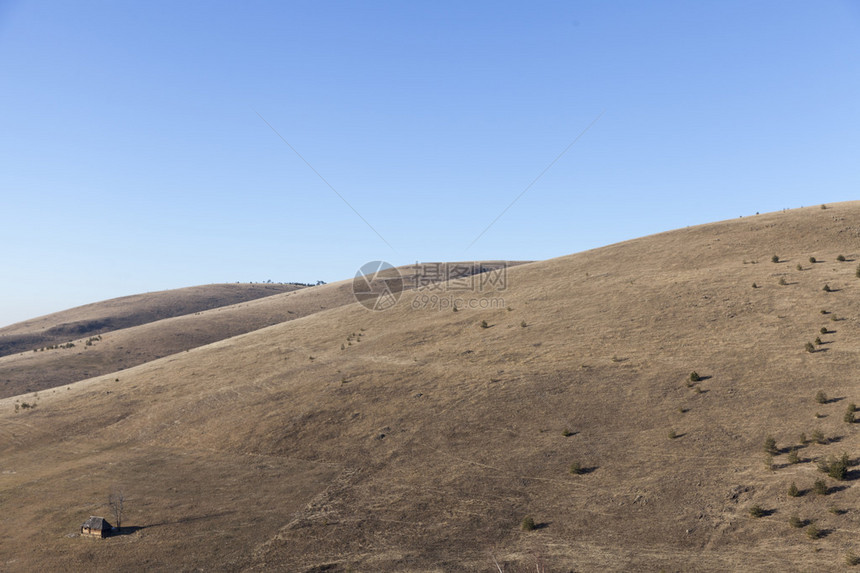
xmin=3 ymin=203 xmax=860 ymax=571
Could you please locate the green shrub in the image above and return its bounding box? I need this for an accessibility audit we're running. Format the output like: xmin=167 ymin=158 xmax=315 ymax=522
xmin=772 ymin=255 xmax=780 ymax=263
xmin=796 ymin=264 xmax=803 ymax=271
xmin=562 ymin=428 xmax=574 ymax=437
xmin=788 ymin=482 xmax=800 ymax=497
xmin=845 ymin=409 xmax=855 ymax=424
xmin=778 ymin=277 xmax=787 ymax=286
xmin=856 ymin=264 xmax=860 ymax=278
xmin=823 ymin=284 xmax=832 ymax=292
xmin=689 ymin=371 xmax=701 ymax=382
xmin=749 ymin=505 xmax=766 ymax=518
xmin=813 ymin=479 xmax=828 ymax=495
xmin=849 ymin=403 xmax=857 ymax=413
xmin=837 ymin=254 xmax=846 ymax=262
xmin=569 ymin=462 xmax=585 ymax=475
xmin=812 ymin=429 xmax=826 ymax=444
xmin=480 ymin=320 xmax=489 ymax=329
xmin=789 ymin=514 xmax=804 ymax=528
xmin=806 ymin=342 xmax=816 ymax=353
xmin=520 ymin=320 xmax=527 ymax=328
xmin=816 ymin=390 xmax=828 ymax=404
xmin=846 ymin=553 xmax=860 ymax=567
xmin=764 ymin=436 xmax=778 ymax=455
xmin=820 ymin=327 xmax=828 ymax=335
xmin=787 ymin=449 xmax=800 ymax=464
xmin=521 ymin=516 xmax=536 ymax=531
xmin=752 ymin=282 xmax=758 ymax=289
xmin=668 ymin=429 xmax=678 ymax=439
xmin=806 ymin=525 xmax=822 ymax=540
xmin=798 ymin=432 xmax=807 ymax=445
xmin=815 ymin=337 xmax=822 ymax=345
xmin=810 ymin=256 xmax=817 ymax=264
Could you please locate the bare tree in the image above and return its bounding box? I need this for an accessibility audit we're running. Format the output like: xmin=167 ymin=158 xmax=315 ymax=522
xmin=108 ymin=487 xmax=125 ymax=531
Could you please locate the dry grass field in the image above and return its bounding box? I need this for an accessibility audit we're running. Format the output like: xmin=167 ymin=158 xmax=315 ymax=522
xmin=3 ymin=203 xmax=860 ymax=571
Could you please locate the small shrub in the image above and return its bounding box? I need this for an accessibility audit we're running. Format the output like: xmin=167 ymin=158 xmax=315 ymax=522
xmin=810 ymin=256 xmax=817 ymax=264
xmin=778 ymin=277 xmax=787 ymax=286
xmin=764 ymin=454 xmax=775 ymax=471
xmin=789 ymin=514 xmax=804 ymax=528
xmin=812 ymin=429 xmax=826 ymax=444
xmin=668 ymin=429 xmax=678 ymax=440
xmin=751 ymin=282 xmax=758 ymax=289
xmin=787 ymin=449 xmax=800 ymax=464
xmin=788 ymin=482 xmax=800 ymax=497
xmin=689 ymin=371 xmax=700 ymax=382
xmin=837 ymin=254 xmax=846 ymax=262
xmin=815 ymin=337 xmax=822 ymax=346
xmin=821 ymin=309 xmax=828 ymax=314
xmin=749 ymin=505 xmax=766 ymax=518
xmin=772 ymin=255 xmax=780 ymax=263
xmin=845 ymin=409 xmax=855 ymax=424
xmin=452 ymin=305 xmax=458 ymax=312
xmin=569 ymin=462 xmax=585 ymax=475
xmin=520 ymin=320 xmax=527 ymax=328
xmin=562 ymin=428 xmax=574 ymax=437
xmin=820 ymin=327 xmax=828 ymax=335
xmin=856 ymin=264 xmax=860 ymax=278
xmin=823 ymin=284 xmax=832 ymax=292
xmin=813 ymin=479 xmax=828 ymax=495
xmin=797 ymin=264 xmax=803 ymax=271
xmin=849 ymin=403 xmax=857 ymax=413
xmin=521 ymin=516 xmax=536 ymax=531
xmin=764 ymin=436 xmax=778 ymax=455
xmin=480 ymin=320 xmax=489 ymax=329
xmin=806 ymin=342 xmax=816 ymax=353
xmin=816 ymin=390 xmax=828 ymax=404
xmin=821 ymin=204 xmax=827 ymax=209
xmin=798 ymin=432 xmax=807 ymax=445
xmin=846 ymin=553 xmax=860 ymax=567
xmin=806 ymin=524 xmax=822 ymax=540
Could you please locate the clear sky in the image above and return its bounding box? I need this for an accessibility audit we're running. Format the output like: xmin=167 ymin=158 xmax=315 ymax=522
xmin=1 ymin=1 xmax=859 ymax=327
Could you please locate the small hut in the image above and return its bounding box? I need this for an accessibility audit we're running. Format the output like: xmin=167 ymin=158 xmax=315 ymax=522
xmin=81 ymin=516 xmax=112 ymax=538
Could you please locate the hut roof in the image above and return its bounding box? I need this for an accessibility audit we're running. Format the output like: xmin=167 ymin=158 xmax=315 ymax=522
xmin=82 ymin=516 xmax=111 ymax=530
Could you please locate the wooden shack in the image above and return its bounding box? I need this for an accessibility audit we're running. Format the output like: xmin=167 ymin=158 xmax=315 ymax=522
xmin=81 ymin=516 xmax=112 ymax=538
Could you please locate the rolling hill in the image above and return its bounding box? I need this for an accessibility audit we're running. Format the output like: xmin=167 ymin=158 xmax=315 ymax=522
xmin=2 ymin=203 xmax=860 ymax=571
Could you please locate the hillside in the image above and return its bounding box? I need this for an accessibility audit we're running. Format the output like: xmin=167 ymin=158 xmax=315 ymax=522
xmin=0 ymin=283 xmax=303 ymax=358
xmin=0 ymin=282 xmax=366 ymax=399
xmin=3 ymin=203 xmax=860 ymax=571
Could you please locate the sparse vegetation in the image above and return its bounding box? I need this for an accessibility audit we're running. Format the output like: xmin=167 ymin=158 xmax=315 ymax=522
xmin=806 ymin=525 xmax=822 ymax=540
xmin=809 ymin=256 xmax=817 ymax=264
xmin=806 ymin=342 xmax=816 ymax=353
xmin=764 ymin=436 xmax=778 ymax=455
xmin=796 ymin=264 xmax=803 ymax=271
xmin=778 ymin=277 xmax=787 ymax=286
xmin=520 ymin=320 xmax=527 ymax=328
xmin=823 ymin=284 xmax=831 ymax=292
xmin=813 ymin=479 xmax=828 ymax=495
xmin=480 ymin=320 xmax=489 ymax=329
xmin=562 ymin=428 xmax=574 ymax=437
xmin=788 ymin=482 xmax=800 ymax=497
xmin=816 ymin=391 xmax=828 ymax=404
xmin=772 ymin=255 xmax=780 ymax=263
xmin=837 ymin=254 xmax=846 ymax=262
xmin=814 ymin=337 xmax=822 ymax=346
xmin=689 ymin=371 xmax=700 ymax=382
xmin=521 ymin=516 xmax=536 ymax=531
xmin=789 ymin=514 xmax=804 ymax=528
xmin=749 ymin=505 xmax=766 ymax=518
xmin=787 ymin=449 xmax=800 ymax=464
xmin=846 ymin=553 xmax=860 ymax=567
xmin=751 ymin=282 xmax=758 ymax=288
xmin=845 ymin=409 xmax=855 ymax=424
xmin=812 ymin=429 xmax=826 ymax=444
xmin=569 ymin=462 xmax=585 ymax=475
xmin=820 ymin=327 xmax=828 ymax=335
xmin=668 ymin=429 xmax=678 ymax=439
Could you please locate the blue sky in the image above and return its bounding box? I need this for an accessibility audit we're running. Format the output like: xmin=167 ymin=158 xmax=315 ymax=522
xmin=1 ymin=1 xmax=859 ymax=327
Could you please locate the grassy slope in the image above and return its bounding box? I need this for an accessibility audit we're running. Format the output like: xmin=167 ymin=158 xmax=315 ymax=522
xmin=3 ymin=204 xmax=860 ymax=571
xmin=0 ymin=283 xmax=353 ymax=398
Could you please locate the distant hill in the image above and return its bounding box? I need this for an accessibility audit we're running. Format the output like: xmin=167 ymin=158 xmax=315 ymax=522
xmin=0 ymin=283 xmax=304 ymax=358
xmin=2 ymin=203 xmax=860 ymax=571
